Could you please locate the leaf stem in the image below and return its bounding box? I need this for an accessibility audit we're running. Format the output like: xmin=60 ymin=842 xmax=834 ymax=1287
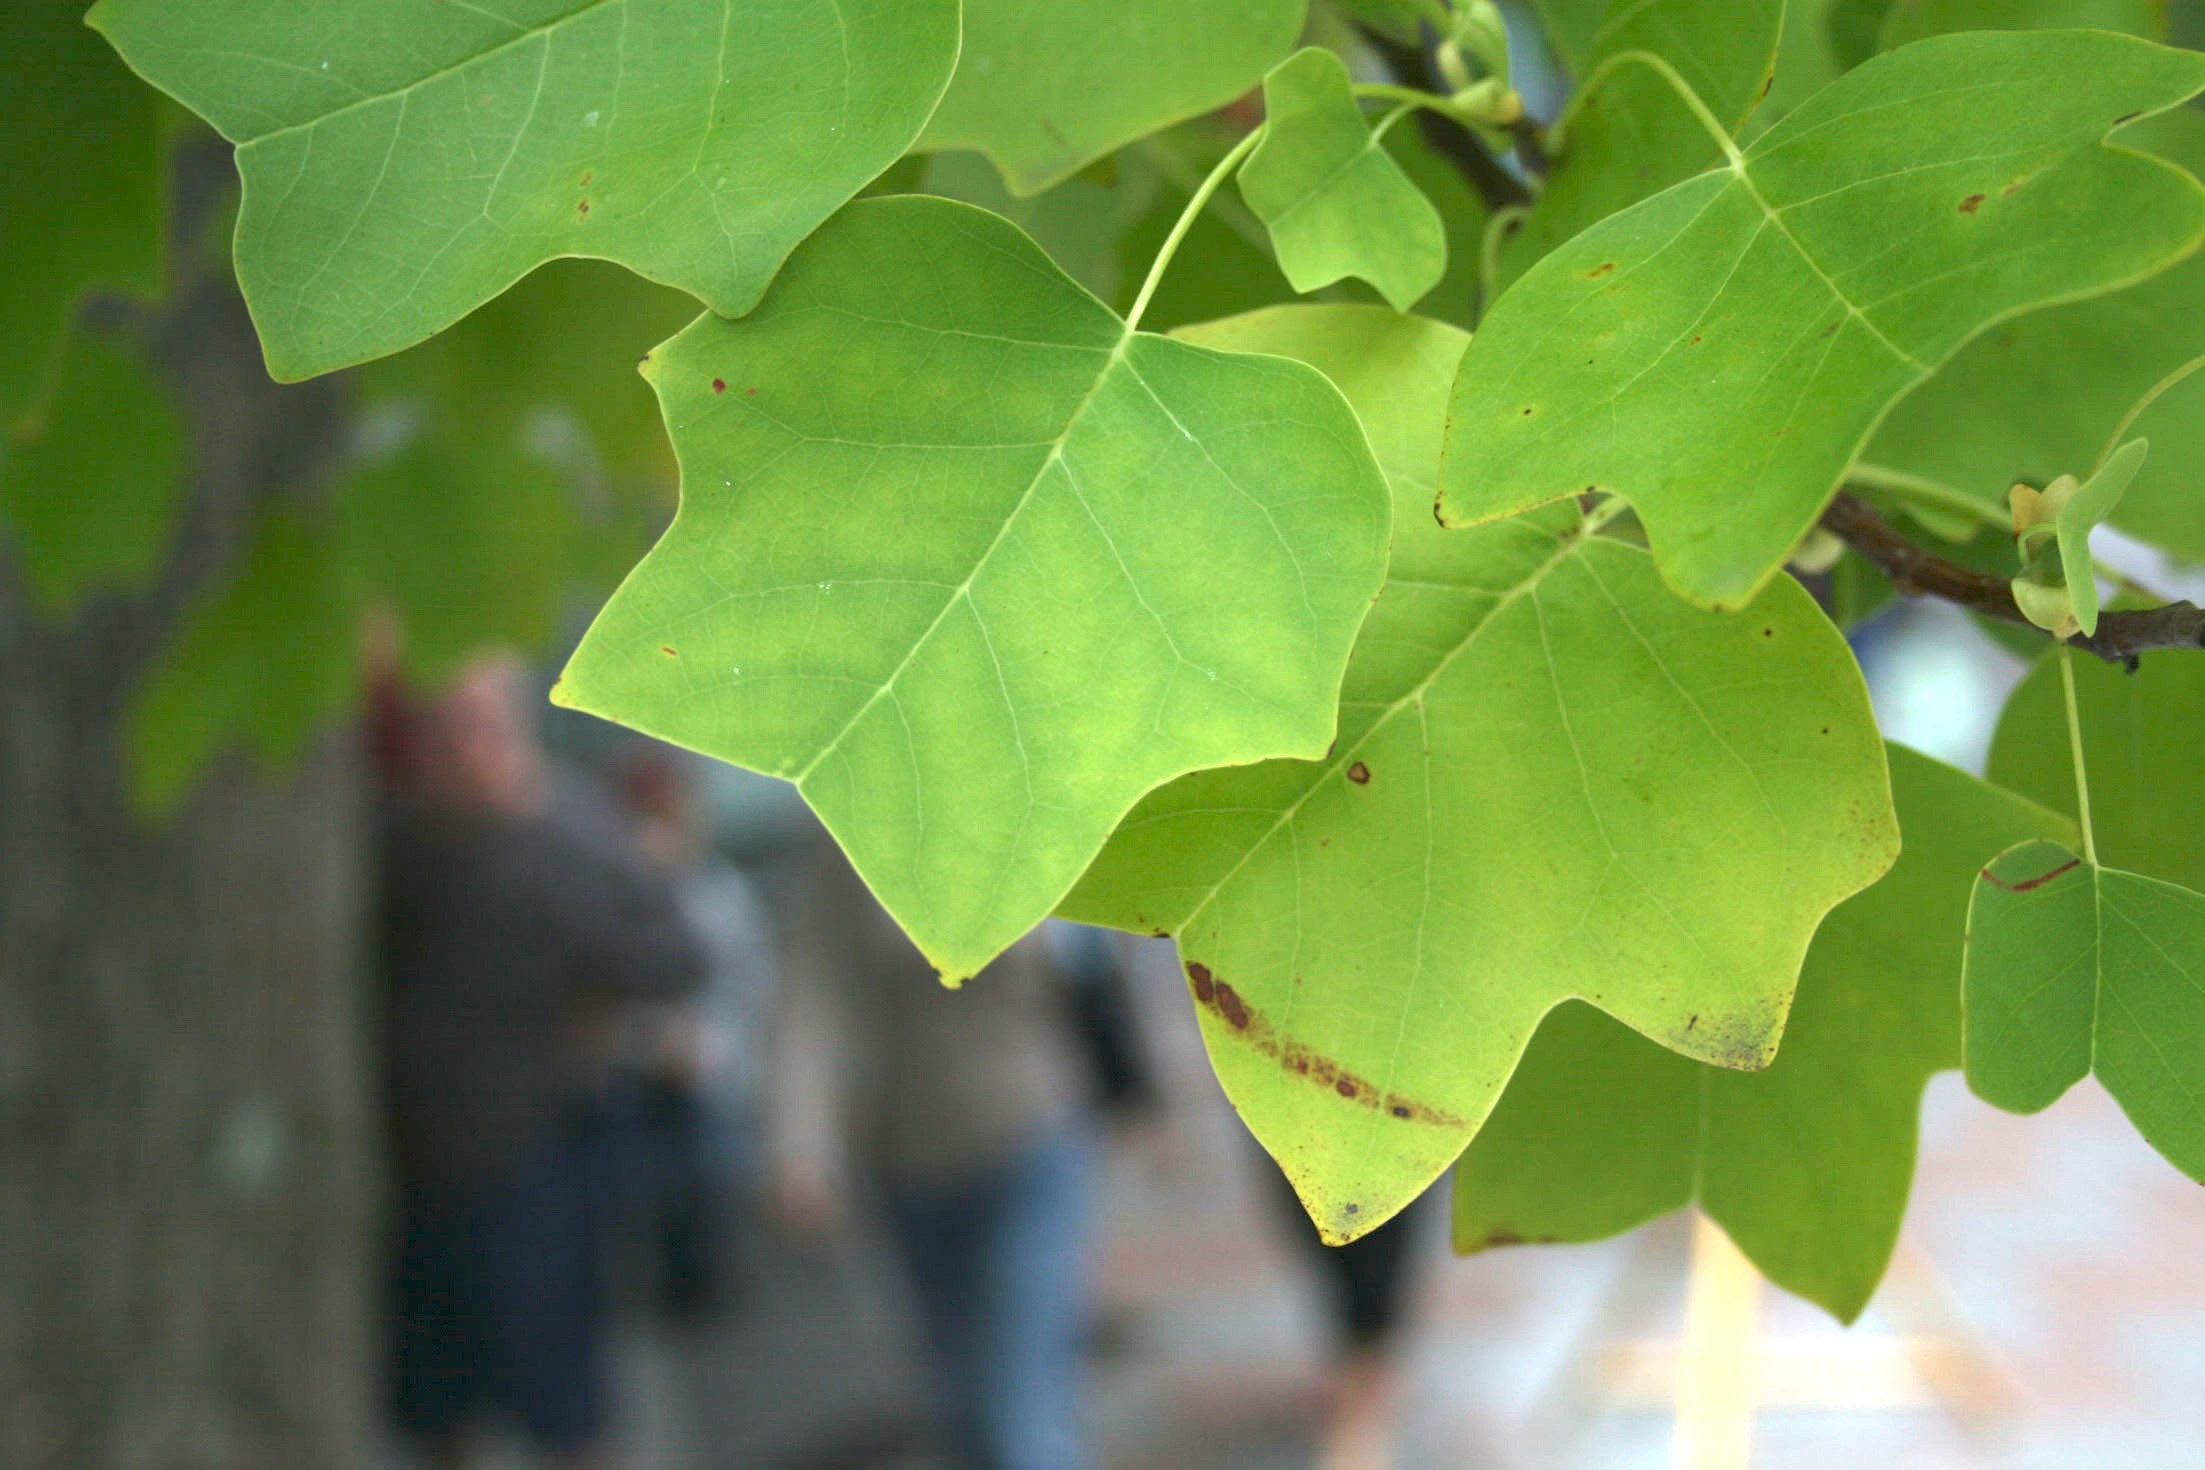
xmin=1844 ymin=461 xmax=2005 ymax=531
xmin=2094 ymin=352 xmax=2205 ymax=476
xmin=1125 ymin=124 xmax=1266 ymax=334
xmin=2059 ymin=646 xmax=2098 ymax=866
xmin=1564 ymin=49 xmax=1739 ymax=169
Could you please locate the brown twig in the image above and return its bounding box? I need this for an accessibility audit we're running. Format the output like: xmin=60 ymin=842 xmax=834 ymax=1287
xmin=1821 ymin=491 xmax=2205 ymax=667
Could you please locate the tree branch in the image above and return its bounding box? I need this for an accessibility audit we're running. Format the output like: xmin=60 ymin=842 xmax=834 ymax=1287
xmin=1820 ymin=491 xmax=2205 ymax=666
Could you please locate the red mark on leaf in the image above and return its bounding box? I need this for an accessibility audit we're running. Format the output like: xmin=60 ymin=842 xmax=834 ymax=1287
xmin=1186 ymin=961 xmax=1215 ymax=1006
xmin=712 ymin=378 xmax=727 ymax=394
xmin=1981 ymin=856 xmax=2081 ymax=893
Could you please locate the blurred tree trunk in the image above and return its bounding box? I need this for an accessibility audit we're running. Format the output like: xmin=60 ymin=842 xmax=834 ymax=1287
xmin=0 ymin=163 xmax=378 ymax=1468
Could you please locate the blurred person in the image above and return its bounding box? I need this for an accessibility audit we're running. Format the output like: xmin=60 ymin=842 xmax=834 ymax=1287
xmin=769 ymin=831 xmax=1119 ymax=1470
xmin=613 ymin=746 xmax=780 ymax=1319
xmin=1267 ymin=1179 xmax=1438 ymax=1470
xmin=373 ymin=653 xmax=706 ymax=1470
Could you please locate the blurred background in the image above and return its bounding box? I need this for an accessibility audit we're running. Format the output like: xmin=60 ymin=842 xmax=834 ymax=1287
xmin=8 ymin=2 xmax=2205 ymax=1468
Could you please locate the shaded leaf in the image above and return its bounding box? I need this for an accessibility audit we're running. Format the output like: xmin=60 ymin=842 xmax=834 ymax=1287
xmin=1441 ymin=30 xmax=2205 ymax=609
xmin=90 ymin=0 xmax=958 ymax=379
xmin=0 ymin=0 xmax=165 ymax=427
xmin=1455 ymin=746 xmax=2073 ymax=1321
xmin=1240 ymin=48 xmax=1446 ymax=309
xmin=1964 ymin=840 xmax=2205 ymax=1180
xmin=1990 ymin=653 xmax=2205 ymax=894
xmin=918 ymin=0 xmax=1306 ymax=196
xmin=1879 ymin=0 xmax=2165 ymax=48
xmin=556 ymin=199 xmax=1392 ymax=983
xmin=1491 ymin=0 xmax=1785 ymax=292
xmin=1063 ymin=304 xmax=1897 ymax=1241
xmin=126 ymin=511 xmax=362 ymax=817
xmin=0 ymin=329 xmax=183 ymax=613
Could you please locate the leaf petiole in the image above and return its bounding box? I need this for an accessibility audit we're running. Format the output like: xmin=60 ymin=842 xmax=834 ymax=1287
xmin=1125 ymin=123 xmax=1268 ymax=332
xmin=2058 ymin=646 xmax=2099 ymax=866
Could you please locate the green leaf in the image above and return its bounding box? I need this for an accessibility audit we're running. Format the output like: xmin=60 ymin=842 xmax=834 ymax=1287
xmin=126 ymin=511 xmax=363 ymax=817
xmin=1964 ymin=840 xmax=2205 ymax=1180
xmin=1062 ymin=304 xmax=1898 ymax=1242
xmin=0 ymin=329 xmax=183 ymax=614
xmin=1491 ymin=0 xmax=1785 ymax=292
xmin=918 ymin=0 xmax=1306 ymax=196
xmin=1879 ymin=0 xmax=2166 ymax=49
xmin=1861 ymin=108 xmax=2205 ymax=562
xmin=1989 ymin=653 xmax=2205 ymax=894
xmin=1440 ymin=30 xmax=2205 ymax=610
xmin=555 ymin=198 xmax=1393 ymax=983
xmin=1239 ymin=48 xmax=1446 ymax=310
xmin=88 ymin=0 xmax=959 ymax=380
xmin=0 ymin=0 xmax=165 ymax=427
xmin=1454 ymin=746 xmax=2074 ymax=1322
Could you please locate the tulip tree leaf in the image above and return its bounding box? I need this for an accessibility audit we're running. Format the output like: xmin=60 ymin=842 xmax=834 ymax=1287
xmin=1879 ymin=0 xmax=2165 ymax=50
xmin=1 ymin=0 xmax=165 ymax=427
xmin=1990 ymin=653 xmax=2205 ymax=896
xmin=1863 ymin=108 xmax=2205 ymax=562
xmin=88 ymin=0 xmax=960 ymax=380
xmin=1440 ymin=30 xmax=2205 ymax=611
xmin=0 ymin=329 xmax=183 ymax=614
xmin=1062 ymin=304 xmax=1898 ymax=1242
xmin=1491 ymin=0 xmax=1785 ymax=292
xmin=555 ymin=199 xmax=1393 ymax=984
xmin=1454 ymin=746 xmax=2074 ymax=1322
xmin=1964 ymin=840 xmax=2205 ymax=1181
xmin=126 ymin=512 xmax=364 ymax=817
xmin=1239 ymin=48 xmax=1446 ymax=310
xmin=918 ymin=0 xmax=1306 ymax=196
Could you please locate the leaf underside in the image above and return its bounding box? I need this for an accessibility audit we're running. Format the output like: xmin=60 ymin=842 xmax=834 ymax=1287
xmin=90 ymin=0 xmax=959 ymax=379
xmin=556 ymin=199 xmax=1392 ymax=984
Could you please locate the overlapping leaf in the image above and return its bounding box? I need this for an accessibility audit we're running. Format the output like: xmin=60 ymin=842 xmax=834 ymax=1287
xmin=1441 ymin=30 xmax=2205 ymax=610
xmin=1964 ymin=839 xmax=2205 ymax=1180
xmin=1239 ymin=48 xmax=1446 ymax=310
xmin=556 ymin=199 xmax=1392 ymax=984
xmin=1 ymin=0 xmax=164 ymax=428
xmin=1490 ymin=0 xmax=1785 ymax=292
xmin=1062 ymin=305 xmax=1897 ymax=1242
xmin=1865 ymin=109 xmax=2205 ymax=561
xmin=1454 ymin=746 xmax=2073 ymax=1321
xmin=90 ymin=0 xmax=959 ymax=379
xmin=917 ymin=0 xmax=1305 ymax=196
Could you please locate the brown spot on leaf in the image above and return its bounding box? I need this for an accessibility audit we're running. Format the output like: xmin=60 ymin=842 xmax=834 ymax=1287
xmin=712 ymin=378 xmax=727 ymax=394
xmin=1346 ymin=761 xmax=1371 ymax=786
xmin=659 ymin=645 xmax=678 ymax=657
xmin=577 ymin=198 xmax=590 ymax=216
xmin=1981 ymin=856 xmax=2081 ymax=894
xmin=1212 ymin=980 xmax=1251 ymax=1031
xmin=1186 ymin=961 xmax=1215 ymax=1006
xmin=1959 ymin=193 xmax=1985 ymax=214
xmin=1335 ymin=1079 xmax=1359 ymax=1099
xmin=580 ymin=170 xmax=594 ymax=186
xmin=1690 ymin=334 xmax=1703 ymax=345
xmin=1587 ymin=262 xmax=1616 ymax=279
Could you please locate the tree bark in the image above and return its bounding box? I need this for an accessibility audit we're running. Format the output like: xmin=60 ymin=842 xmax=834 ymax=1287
xmin=0 ymin=163 xmax=378 ymax=1469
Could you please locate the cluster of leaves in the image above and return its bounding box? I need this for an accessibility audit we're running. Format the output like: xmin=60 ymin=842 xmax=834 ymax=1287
xmin=12 ymin=0 xmax=2205 ymax=1322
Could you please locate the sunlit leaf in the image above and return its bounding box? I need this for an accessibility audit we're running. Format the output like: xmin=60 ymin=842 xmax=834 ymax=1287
xmin=1455 ymin=746 xmax=2073 ymax=1322
xmin=1441 ymin=30 xmax=2205 ymax=610
xmin=1064 ymin=305 xmax=1897 ymax=1241
xmin=0 ymin=329 xmax=182 ymax=613
xmin=1964 ymin=839 xmax=2205 ymax=1180
xmin=1864 ymin=109 xmax=2205 ymax=562
xmin=1240 ymin=48 xmax=1446 ymax=310
xmin=1879 ymin=0 xmax=2165 ymax=49
xmin=0 ymin=0 xmax=165 ymax=427
xmin=918 ymin=0 xmax=1305 ymax=196
xmin=89 ymin=0 xmax=959 ymax=379
xmin=556 ymin=199 xmax=1392 ymax=983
